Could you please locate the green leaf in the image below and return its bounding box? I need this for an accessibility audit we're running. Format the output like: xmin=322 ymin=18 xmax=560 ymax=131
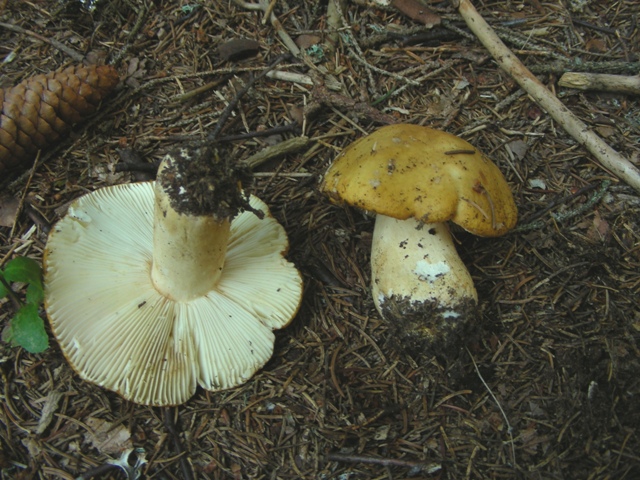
xmin=0 ymin=272 xmax=8 ymax=298
xmin=6 ymin=303 xmax=49 ymax=353
xmin=26 ymin=281 xmax=44 ymax=305
xmin=3 ymin=257 xmax=43 ymax=289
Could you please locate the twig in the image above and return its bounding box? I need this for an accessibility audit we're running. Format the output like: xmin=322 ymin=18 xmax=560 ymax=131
xmin=0 ymin=21 xmax=84 ymax=62
xmin=571 ymin=17 xmax=618 ymax=35
xmin=167 ymin=76 xmax=232 ymax=104
xmin=327 ymin=452 xmax=442 ymax=474
xmin=216 ymin=123 xmax=301 ymax=143
xmin=550 ymin=181 xmax=612 ymax=222
xmin=306 ymin=84 xmax=397 ymax=125
xmin=232 ymin=0 xmax=300 ymax=56
xmin=529 ymin=60 xmax=640 ymax=76
xmin=0 ymin=274 xmax=21 ymax=311
xmin=241 ymin=136 xmax=311 ymax=169
xmin=10 ymin=151 xmax=39 ymax=238
xmin=455 ymin=0 xmax=640 ymax=194
xmin=76 ymin=463 xmax=120 ymax=479
xmin=163 ymin=408 xmax=194 ymax=480
xmin=332 ymin=0 xmax=377 ymax=94
xmin=466 ymin=348 xmax=517 ymax=468
xmin=514 ymin=180 xmax=609 ymax=232
xmin=265 ymin=70 xmax=313 ymax=85
xmin=108 ymin=2 xmax=148 ymax=66
xmin=208 ymin=54 xmax=290 ymax=141
xmin=558 ymin=72 xmax=640 ymax=95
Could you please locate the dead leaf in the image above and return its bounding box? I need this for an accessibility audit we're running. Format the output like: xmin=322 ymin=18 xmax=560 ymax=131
xmin=21 ymin=436 xmax=42 ymax=458
xmin=124 ymin=58 xmax=148 ymax=88
xmin=595 ymin=125 xmax=616 ymax=138
xmin=196 ymin=25 xmax=208 ymax=44
xmin=217 ymin=38 xmax=260 ymax=62
xmin=296 ymin=34 xmax=322 ymax=50
xmin=391 ymin=0 xmax=441 ymax=27
xmin=374 ymin=424 xmax=390 ymax=440
xmin=528 ymin=178 xmax=547 ymax=190
xmin=507 ymin=139 xmax=529 ymax=160
xmin=0 ymin=195 xmax=20 ymax=227
xmin=585 ymin=38 xmax=607 ymax=53
xmin=586 ymin=210 xmax=610 ymax=242
xmin=84 ymin=417 xmax=133 ymax=455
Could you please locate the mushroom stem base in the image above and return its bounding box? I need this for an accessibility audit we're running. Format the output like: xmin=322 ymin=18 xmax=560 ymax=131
xmin=371 ymin=215 xmax=478 ymax=352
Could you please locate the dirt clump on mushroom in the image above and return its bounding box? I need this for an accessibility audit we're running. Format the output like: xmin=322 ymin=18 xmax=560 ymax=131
xmin=379 ymin=292 xmax=478 ymax=357
xmin=158 ymin=144 xmax=258 ymax=219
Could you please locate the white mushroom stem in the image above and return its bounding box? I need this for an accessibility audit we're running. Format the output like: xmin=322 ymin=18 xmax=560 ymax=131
xmin=150 ymin=163 xmax=231 ymax=302
xmin=370 ymin=215 xmax=478 ymax=318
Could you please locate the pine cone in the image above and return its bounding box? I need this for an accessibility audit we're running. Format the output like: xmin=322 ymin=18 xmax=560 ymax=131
xmin=0 ymin=64 xmax=119 ymax=175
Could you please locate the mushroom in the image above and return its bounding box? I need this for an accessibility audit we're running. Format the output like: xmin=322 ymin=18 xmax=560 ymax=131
xmin=321 ymin=124 xmax=517 ymax=350
xmin=44 ymin=146 xmax=303 ymax=406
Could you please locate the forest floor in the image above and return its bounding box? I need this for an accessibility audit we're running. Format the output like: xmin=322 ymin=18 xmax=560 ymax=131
xmin=1 ymin=0 xmax=639 ymax=479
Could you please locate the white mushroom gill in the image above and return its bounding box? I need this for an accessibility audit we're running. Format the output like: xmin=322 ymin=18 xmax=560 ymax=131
xmin=44 ymin=182 xmax=302 ymax=406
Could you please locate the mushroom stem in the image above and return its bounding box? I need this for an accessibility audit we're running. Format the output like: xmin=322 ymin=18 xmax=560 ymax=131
xmin=150 ymin=159 xmax=231 ymax=302
xmin=371 ymin=215 xmax=478 ymax=347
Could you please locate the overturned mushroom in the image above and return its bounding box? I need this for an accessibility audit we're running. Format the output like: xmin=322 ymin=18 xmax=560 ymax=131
xmin=321 ymin=124 xmax=517 ymax=350
xmin=44 ymin=146 xmax=303 ymax=406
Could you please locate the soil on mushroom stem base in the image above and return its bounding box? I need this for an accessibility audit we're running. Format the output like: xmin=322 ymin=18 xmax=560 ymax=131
xmin=159 ymin=144 xmax=256 ymax=219
xmin=1 ymin=1 xmax=639 ymax=479
xmin=378 ymin=292 xmax=479 ymax=359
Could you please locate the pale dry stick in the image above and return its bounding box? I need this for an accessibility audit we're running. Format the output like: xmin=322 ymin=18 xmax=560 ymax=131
xmin=558 ymin=72 xmax=640 ymax=95
xmin=266 ymin=70 xmax=313 ymax=86
xmin=326 ymin=0 xmax=346 ymax=45
xmin=232 ymin=0 xmax=300 ymax=56
xmin=455 ymin=0 xmax=640 ymax=194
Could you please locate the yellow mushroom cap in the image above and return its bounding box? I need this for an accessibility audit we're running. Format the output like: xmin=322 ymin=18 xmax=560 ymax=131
xmin=321 ymin=124 xmax=517 ymax=237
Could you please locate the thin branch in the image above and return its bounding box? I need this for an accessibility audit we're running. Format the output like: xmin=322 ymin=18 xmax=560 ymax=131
xmin=0 ymin=274 xmax=21 ymax=311
xmin=466 ymin=348 xmax=517 ymax=468
xmin=455 ymin=0 xmax=640 ymax=194
xmin=0 ymin=21 xmax=84 ymax=62
xmin=208 ymin=54 xmax=290 ymax=141
xmin=163 ymin=408 xmax=194 ymax=480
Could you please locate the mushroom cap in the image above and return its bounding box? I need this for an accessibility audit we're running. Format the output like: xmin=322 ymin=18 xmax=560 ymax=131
xmin=44 ymin=182 xmax=302 ymax=406
xmin=321 ymin=124 xmax=517 ymax=237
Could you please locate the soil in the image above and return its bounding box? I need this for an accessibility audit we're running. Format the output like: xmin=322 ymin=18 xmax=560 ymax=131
xmin=1 ymin=1 xmax=639 ymax=479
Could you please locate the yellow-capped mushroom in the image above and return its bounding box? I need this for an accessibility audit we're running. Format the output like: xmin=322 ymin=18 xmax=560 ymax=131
xmin=321 ymin=124 xmax=517 ymax=350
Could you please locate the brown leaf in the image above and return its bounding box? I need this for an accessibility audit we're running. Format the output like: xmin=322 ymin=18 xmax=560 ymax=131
xmin=84 ymin=417 xmax=133 ymax=455
xmin=391 ymin=0 xmax=441 ymax=27
xmin=0 ymin=195 xmax=20 ymax=227
xmin=507 ymin=139 xmax=529 ymax=160
xmin=586 ymin=210 xmax=610 ymax=242
xmin=585 ymin=38 xmax=607 ymax=53
xmin=595 ymin=125 xmax=616 ymax=138
xmin=296 ymin=34 xmax=322 ymax=50
xmin=217 ymin=38 xmax=260 ymax=62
